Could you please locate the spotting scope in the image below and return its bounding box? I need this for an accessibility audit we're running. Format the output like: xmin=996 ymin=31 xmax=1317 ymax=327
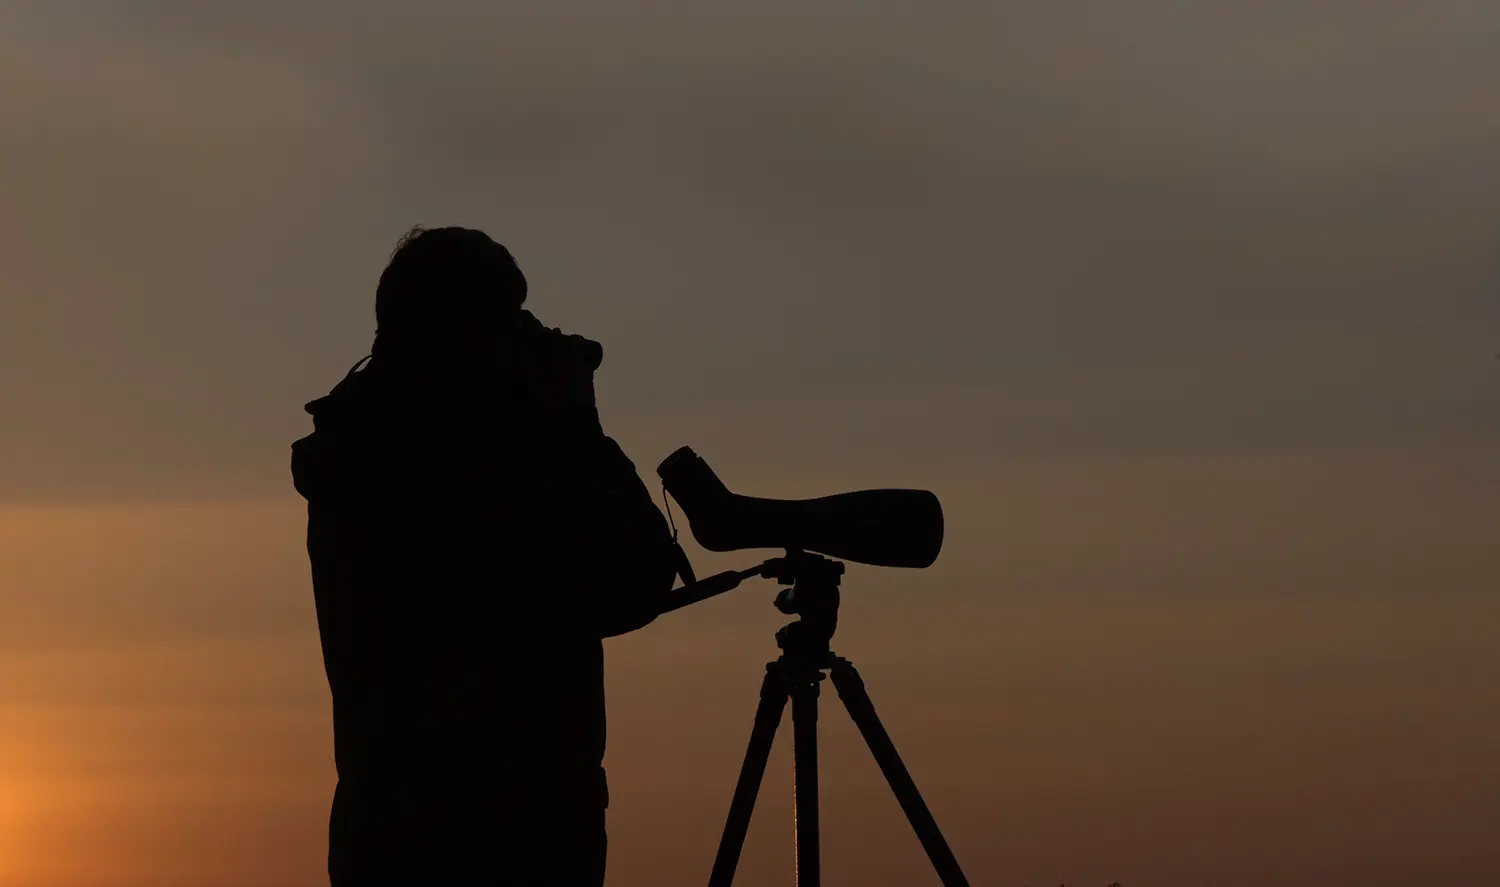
xmin=652 ymin=448 xmax=969 ymax=887
xmin=656 ymin=446 xmax=943 ymax=569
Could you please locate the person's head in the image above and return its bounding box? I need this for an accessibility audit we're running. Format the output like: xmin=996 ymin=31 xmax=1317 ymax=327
xmin=372 ymin=225 xmax=527 ymax=365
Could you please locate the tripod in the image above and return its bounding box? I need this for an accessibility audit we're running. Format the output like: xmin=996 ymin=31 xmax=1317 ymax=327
xmin=705 ymin=550 xmax=971 ymax=887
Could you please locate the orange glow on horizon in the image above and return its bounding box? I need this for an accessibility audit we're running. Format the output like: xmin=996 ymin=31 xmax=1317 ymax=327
xmin=0 ymin=448 xmax=1497 ymax=885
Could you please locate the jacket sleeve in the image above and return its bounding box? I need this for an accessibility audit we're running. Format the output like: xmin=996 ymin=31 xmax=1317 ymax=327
xmin=523 ymin=429 xmax=681 ymax=638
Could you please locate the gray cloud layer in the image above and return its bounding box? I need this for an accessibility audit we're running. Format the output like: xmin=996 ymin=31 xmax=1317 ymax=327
xmin=2 ymin=2 xmax=1496 ymax=499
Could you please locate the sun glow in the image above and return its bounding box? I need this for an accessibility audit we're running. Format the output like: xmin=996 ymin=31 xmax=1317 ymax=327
xmin=0 ymin=725 xmax=105 ymax=887
xmin=0 ymin=769 xmax=42 ymax=887
xmin=0 ymin=790 xmax=15 ymax=885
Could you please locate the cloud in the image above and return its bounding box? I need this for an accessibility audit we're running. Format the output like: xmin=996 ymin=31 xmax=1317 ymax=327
xmin=1 ymin=2 xmax=1497 ymax=500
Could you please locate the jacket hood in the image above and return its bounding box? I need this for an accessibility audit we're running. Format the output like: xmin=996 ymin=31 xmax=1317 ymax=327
xmin=290 ymin=357 xmax=518 ymax=502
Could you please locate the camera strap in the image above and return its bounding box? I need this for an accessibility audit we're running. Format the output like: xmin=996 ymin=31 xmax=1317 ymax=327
xmin=661 ymin=482 xmax=698 ymax=587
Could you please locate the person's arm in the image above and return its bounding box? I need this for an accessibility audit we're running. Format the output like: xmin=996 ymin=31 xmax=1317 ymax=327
xmin=525 ymin=428 xmax=679 ymax=637
xmin=505 ymin=317 xmax=681 ymax=636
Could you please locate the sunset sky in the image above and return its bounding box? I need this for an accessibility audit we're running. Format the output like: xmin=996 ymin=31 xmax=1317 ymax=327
xmin=2 ymin=3 xmax=1498 ymax=885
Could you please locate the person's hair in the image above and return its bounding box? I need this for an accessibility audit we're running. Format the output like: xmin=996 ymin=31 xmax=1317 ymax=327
xmin=372 ymin=225 xmax=527 ymax=360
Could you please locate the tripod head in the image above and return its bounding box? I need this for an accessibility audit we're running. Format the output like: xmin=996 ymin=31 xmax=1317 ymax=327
xmin=761 ymin=549 xmax=845 ymax=588
xmin=657 ymin=549 xmax=846 ymax=654
xmin=657 ymin=549 xmax=846 ymax=630
xmin=766 ymin=550 xmax=843 ymax=656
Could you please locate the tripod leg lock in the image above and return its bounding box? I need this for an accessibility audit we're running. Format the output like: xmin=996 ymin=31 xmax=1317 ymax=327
xmin=829 ymin=657 xmax=863 ymax=688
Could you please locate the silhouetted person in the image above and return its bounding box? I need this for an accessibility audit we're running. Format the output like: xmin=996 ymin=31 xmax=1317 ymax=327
xmin=291 ymin=227 xmax=678 ymax=886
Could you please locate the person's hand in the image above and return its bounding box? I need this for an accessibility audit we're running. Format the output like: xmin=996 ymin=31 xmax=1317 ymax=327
xmin=510 ymin=311 xmax=604 ymax=435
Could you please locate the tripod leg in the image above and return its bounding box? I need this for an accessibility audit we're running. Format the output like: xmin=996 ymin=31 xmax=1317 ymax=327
xmin=829 ymin=659 xmax=971 ymax=887
xmin=789 ymin=675 xmax=822 ymax=887
xmin=708 ymin=665 xmax=789 ymax=887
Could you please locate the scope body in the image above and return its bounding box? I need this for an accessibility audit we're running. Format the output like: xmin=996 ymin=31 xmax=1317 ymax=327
xmin=657 ymin=447 xmax=942 ymax=569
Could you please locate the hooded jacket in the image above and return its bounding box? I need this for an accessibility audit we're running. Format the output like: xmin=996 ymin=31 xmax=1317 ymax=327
xmin=291 ymin=356 xmax=676 ymax=831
